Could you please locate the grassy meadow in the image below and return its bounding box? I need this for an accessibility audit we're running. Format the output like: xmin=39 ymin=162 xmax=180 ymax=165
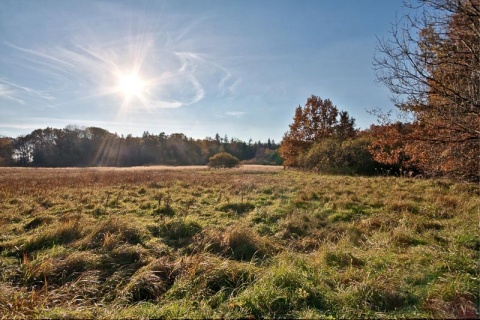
xmin=0 ymin=166 xmax=478 ymax=319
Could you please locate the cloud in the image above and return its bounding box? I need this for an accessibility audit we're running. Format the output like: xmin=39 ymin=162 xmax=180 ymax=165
xmin=0 ymin=83 xmax=13 ymax=97
xmin=226 ymin=78 xmax=242 ymax=95
xmin=0 ymin=0 xmax=248 ymax=141
xmin=226 ymin=111 xmax=245 ymax=117
xmin=3 ymin=29 xmax=238 ymax=112
xmin=0 ymin=78 xmax=57 ymax=105
xmin=173 ymin=50 xmax=237 ymax=102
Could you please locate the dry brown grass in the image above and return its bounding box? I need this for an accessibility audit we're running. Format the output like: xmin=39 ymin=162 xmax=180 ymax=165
xmin=0 ymin=166 xmax=477 ymax=318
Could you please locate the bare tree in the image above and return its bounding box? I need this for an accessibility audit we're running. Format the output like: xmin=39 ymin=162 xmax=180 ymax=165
xmin=373 ymin=0 xmax=479 ymax=179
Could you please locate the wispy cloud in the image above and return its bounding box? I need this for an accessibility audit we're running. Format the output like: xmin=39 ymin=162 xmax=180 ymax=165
xmin=7 ymin=42 xmax=76 ymax=69
xmin=213 ymin=111 xmax=246 ymax=119
xmin=0 ymin=4 xmax=239 ymax=112
xmin=226 ymin=111 xmax=245 ymax=117
xmin=0 ymin=78 xmax=56 ymax=105
xmin=3 ymin=26 xmax=238 ymax=113
xmin=0 ymin=83 xmax=15 ymax=99
xmin=0 ymin=1 xmax=246 ymax=138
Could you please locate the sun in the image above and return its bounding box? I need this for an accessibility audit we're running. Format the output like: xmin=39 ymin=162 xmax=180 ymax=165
xmin=116 ymin=70 xmax=147 ymax=102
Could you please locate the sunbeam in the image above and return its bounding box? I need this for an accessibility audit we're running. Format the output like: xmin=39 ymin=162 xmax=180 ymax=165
xmin=0 ymin=0 xmax=248 ymax=139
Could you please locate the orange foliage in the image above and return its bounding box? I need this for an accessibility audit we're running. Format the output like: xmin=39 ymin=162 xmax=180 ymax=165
xmin=280 ymin=95 xmax=355 ymax=167
xmin=373 ymin=0 xmax=479 ymax=180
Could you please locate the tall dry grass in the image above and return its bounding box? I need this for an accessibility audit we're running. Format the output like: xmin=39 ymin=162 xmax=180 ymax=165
xmin=0 ymin=166 xmax=477 ymax=318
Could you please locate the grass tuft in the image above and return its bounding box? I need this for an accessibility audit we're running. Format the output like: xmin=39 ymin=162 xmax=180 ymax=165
xmin=218 ymin=202 xmax=256 ymax=214
xmin=193 ymin=226 xmax=276 ymax=261
xmin=324 ymin=251 xmax=364 ymax=268
xmin=23 ymin=215 xmax=54 ymax=231
xmin=23 ymin=219 xmax=84 ymax=252
xmin=159 ymin=217 xmax=202 ymax=247
xmin=79 ymin=216 xmax=146 ymax=249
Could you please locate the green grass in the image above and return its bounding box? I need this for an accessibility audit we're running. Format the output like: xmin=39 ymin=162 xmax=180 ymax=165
xmin=0 ymin=166 xmax=478 ymax=318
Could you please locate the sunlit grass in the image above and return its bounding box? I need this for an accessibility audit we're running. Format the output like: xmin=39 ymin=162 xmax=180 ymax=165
xmin=0 ymin=166 xmax=478 ymax=318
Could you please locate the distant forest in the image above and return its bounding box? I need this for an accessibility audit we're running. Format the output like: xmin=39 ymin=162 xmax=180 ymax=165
xmin=0 ymin=126 xmax=282 ymax=167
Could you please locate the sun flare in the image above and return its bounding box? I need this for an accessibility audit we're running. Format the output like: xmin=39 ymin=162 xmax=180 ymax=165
xmin=116 ymin=71 xmax=146 ymax=101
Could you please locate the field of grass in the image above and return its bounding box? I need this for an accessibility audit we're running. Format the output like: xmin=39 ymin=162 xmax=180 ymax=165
xmin=0 ymin=166 xmax=478 ymax=319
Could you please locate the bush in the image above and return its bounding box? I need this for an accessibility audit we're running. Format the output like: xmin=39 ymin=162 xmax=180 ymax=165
xmin=299 ymin=137 xmax=379 ymax=175
xmin=207 ymin=152 xmax=240 ymax=168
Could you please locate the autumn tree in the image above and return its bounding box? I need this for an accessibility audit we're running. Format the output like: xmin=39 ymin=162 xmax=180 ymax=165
xmin=0 ymin=137 xmax=13 ymax=166
xmin=280 ymin=106 xmax=311 ymax=167
xmin=280 ymin=95 xmax=356 ymax=167
xmin=374 ymin=0 xmax=479 ymax=179
xmin=367 ymin=122 xmax=418 ymax=171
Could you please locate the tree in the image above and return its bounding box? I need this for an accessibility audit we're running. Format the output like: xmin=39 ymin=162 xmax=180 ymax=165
xmin=29 ymin=128 xmax=57 ymax=166
xmin=367 ymin=122 xmax=417 ymax=171
xmin=336 ymin=111 xmax=357 ymax=139
xmin=279 ymin=106 xmax=308 ymax=167
xmin=13 ymin=135 xmax=34 ymax=166
xmin=0 ymin=137 xmax=13 ymax=166
xmin=208 ymin=152 xmax=240 ymax=168
xmin=280 ymin=95 xmax=356 ymax=167
xmin=374 ymin=0 xmax=479 ymax=179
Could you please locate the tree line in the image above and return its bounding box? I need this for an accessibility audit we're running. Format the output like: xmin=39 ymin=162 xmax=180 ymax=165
xmin=0 ymin=126 xmax=282 ymax=167
xmin=280 ymin=0 xmax=479 ymax=181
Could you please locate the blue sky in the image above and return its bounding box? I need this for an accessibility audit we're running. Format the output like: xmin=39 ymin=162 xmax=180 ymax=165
xmin=0 ymin=0 xmax=410 ymax=142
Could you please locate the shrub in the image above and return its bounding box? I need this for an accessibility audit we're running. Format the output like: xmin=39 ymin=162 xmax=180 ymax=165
xmin=208 ymin=152 xmax=240 ymax=168
xmin=299 ymin=137 xmax=379 ymax=175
